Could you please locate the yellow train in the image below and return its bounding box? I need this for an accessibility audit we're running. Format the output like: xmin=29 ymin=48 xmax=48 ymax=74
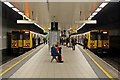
xmin=71 ymin=30 xmax=109 ymax=54
xmin=11 ymin=30 xmax=44 ymax=55
xmin=11 ymin=30 xmax=23 ymax=54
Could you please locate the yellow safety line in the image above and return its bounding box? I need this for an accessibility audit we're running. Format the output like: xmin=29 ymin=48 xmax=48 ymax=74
xmin=80 ymin=47 xmax=113 ymax=79
xmin=0 ymin=50 xmax=34 ymax=77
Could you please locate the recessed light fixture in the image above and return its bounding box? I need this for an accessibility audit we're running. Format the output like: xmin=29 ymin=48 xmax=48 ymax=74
xmin=4 ymin=2 xmax=14 ymax=7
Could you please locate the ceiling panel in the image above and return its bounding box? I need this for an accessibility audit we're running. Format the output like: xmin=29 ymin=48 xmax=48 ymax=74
xmin=11 ymin=2 xmax=101 ymax=32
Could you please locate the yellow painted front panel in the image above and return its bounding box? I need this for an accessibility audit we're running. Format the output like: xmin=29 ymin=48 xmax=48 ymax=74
xmin=102 ymin=40 xmax=109 ymax=49
xmin=11 ymin=40 xmax=18 ymax=48
xmin=30 ymin=32 xmax=33 ymax=48
xmin=98 ymin=40 xmax=102 ymax=48
xmin=23 ymin=40 xmax=30 ymax=48
xmin=18 ymin=40 xmax=23 ymax=47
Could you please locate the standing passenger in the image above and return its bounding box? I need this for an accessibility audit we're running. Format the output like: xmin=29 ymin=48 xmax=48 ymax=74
xmin=56 ymin=42 xmax=64 ymax=63
xmin=71 ymin=38 xmax=76 ymax=50
xmin=83 ymin=36 xmax=88 ymax=49
xmin=51 ymin=44 xmax=58 ymax=62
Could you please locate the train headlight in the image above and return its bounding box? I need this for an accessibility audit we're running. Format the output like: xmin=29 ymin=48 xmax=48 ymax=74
xmin=103 ymin=43 xmax=108 ymax=47
xmin=12 ymin=41 xmax=18 ymax=47
xmin=104 ymin=44 xmax=106 ymax=47
xmin=90 ymin=43 xmax=95 ymax=47
xmin=25 ymin=43 xmax=30 ymax=47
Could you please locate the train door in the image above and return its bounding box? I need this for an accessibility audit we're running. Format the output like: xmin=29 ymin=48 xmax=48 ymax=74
xmin=89 ymin=31 xmax=98 ymax=49
xmin=19 ymin=31 xmax=23 ymax=53
xmin=101 ymin=30 xmax=109 ymax=53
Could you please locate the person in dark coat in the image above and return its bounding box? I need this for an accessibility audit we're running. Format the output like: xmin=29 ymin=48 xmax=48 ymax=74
xmin=71 ymin=38 xmax=76 ymax=50
xmin=38 ymin=37 xmax=40 ymax=45
xmin=83 ymin=36 xmax=88 ymax=49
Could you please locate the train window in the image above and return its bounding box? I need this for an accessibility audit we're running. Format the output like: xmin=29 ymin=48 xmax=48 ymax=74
xmin=12 ymin=31 xmax=20 ymax=40
xmin=90 ymin=32 xmax=98 ymax=40
xmin=23 ymin=32 xmax=30 ymax=40
xmin=20 ymin=34 xmax=22 ymax=40
xmin=101 ymin=34 xmax=109 ymax=40
xmin=98 ymin=34 xmax=101 ymax=40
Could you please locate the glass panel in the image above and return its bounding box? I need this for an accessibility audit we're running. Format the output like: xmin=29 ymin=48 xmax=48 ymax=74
xmin=23 ymin=32 xmax=30 ymax=40
xmin=90 ymin=32 xmax=98 ymax=40
xmin=101 ymin=34 xmax=109 ymax=40
xmin=12 ymin=31 xmax=20 ymax=40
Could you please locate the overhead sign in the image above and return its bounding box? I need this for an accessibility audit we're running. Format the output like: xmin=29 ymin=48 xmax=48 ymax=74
xmin=75 ymin=20 xmax=97 ymax=24
xmin=17 ymin=20 xmax=34 ymax=24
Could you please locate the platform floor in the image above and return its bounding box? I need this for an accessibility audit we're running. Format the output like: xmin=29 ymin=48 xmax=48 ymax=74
xmin=9 ymin=45 xmax=100 ymax=78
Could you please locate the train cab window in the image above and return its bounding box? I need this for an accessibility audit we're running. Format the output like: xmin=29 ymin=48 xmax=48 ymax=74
xmin=12 ymin=31 xmax=20 ymax=40
xmin=101 ymin=34 xmax=109 ymax=40
xmin=23 ymin=32 xmax=30 ymax=40
xmin=90 ymin=32 xmax=98 ymax=40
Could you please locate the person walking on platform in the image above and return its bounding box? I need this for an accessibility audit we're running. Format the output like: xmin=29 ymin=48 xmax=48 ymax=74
xmin=51 ymin=44 xmax=58 ymax=62
xmin=66 ymin=38 xmax=69 ymax=47
xmin=83 ymin=36 xmax=88 ymax=49
xmin=71 ymin=38 xmax=76 ymax=50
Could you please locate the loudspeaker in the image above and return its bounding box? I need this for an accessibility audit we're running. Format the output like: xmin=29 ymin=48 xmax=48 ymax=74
xmin=51 ymin=22 xmax=58 ymax=31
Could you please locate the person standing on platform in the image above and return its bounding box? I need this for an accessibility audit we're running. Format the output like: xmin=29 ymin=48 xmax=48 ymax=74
xmin=71 ymin=38 xmax=76 ymax=50
xmin=38 ymin=37 xmax=40 ymax=45
xmin=66 ymin=38 xmax=69 ymax=47
xmin=43 ymin=38 xmax=46 ymax=44
xmin=51 ymin=44 xmax=58 ymax=62
xmin=83 ymin=36 xmax=88 ymax=49
xmin=56 ymin=42 xmax=64 ymax=63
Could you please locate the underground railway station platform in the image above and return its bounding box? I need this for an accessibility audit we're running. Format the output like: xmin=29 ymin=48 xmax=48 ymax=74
xmin=0 ymin=1 xmax=120 ymax=80
xmin=0 ymin=44 xmax=119 ymax=79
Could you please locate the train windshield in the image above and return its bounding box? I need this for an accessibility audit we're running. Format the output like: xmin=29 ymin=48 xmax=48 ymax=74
xmin=23 ymin=32 xmax=30 ymax=40
xmin=101 ymin=34 xmax=109 ymax=40
xmin=90 ymin=32 xmax=98 ymax=40
xmin=12 ymin=31 xmax=20 ymax=40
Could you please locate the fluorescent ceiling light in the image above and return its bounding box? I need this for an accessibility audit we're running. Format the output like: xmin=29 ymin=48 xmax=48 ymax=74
xmin=25 ymin=17 xmax=30 ymax=20
xmin=95 ymin=8 xmax=102 ymax=12
xmin=92 ymin=12 xmax=97 ymax=16
xmin=85 ymin=20 xmax=97 ymax=24
xmin=77 ymin=23 xmax=85 ymax=30
xmin=88 ymin=17 xmax=92 ymax=20
xmin=34 ymin=23 xmax=44 ymax=31
xmin=17 ymin=20 xmax=34 ymax=24
xmin=12 ymin=8 xmax=19 ymax=12
xmin=18 ymin=12 xmax=24 ymax=15
xmin=105 ymin=0 xmax=111 ymax=1
xmin=99 ymin=3 xmax=108 ymax=8
xmin=4 ymin=2 xmax=14 ymax=7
